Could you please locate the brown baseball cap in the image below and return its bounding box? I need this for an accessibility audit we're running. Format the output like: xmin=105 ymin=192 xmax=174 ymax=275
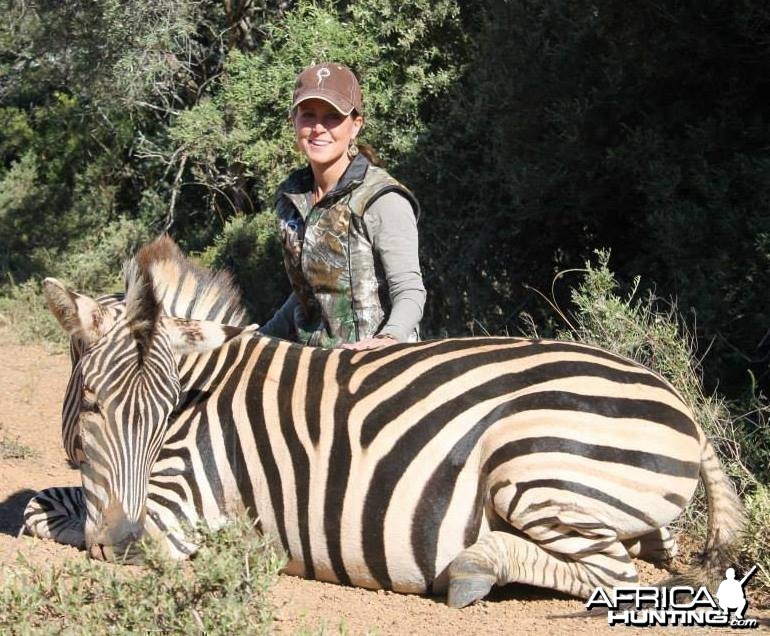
xmin=291 ymin=63 xmax=364 ymax=116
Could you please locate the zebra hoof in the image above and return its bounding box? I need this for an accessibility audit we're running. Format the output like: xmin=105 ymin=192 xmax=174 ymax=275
xmin=447 ymin=573 xmax=495 ymax=608
xmin=447 ymin=552 xmax=497 ymax=608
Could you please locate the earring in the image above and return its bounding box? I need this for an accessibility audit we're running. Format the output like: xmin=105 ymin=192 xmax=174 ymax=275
xmin=347 ymin=140 xmax=359 ymax=158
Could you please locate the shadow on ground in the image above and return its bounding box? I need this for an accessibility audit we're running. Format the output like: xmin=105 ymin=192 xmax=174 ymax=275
xmin=487 ymin=583 xmax=573 ymax=603
xmin=415 ymin=581 xmax=572 ymax=609
xmin=0 ymin=489 xmax=35 ymax=536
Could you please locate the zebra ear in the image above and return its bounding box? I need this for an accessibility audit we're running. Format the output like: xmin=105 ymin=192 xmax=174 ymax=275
xmin=162 ymin=317 xmax=258 ymax=355
xmin=43 ymin=278 xmax=107 ymax=346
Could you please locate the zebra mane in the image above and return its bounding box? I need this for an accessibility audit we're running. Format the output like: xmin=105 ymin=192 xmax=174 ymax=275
xmin=124 ymin=235 xmax=249 ymax=327
xmin=124 ymin=265 xmax=162 ymax=363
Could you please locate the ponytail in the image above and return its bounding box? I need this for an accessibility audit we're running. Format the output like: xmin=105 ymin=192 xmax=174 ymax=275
xmin=356 ymin=143 xmax=383 ymax=167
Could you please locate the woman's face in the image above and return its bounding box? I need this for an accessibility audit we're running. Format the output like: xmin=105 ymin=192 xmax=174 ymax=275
xmin=293 ymin=99 xmax=363 ymax=170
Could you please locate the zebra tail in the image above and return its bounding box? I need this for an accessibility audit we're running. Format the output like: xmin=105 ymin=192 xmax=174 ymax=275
xmin=670 ymin=436 xmax=746 ymax=589
xmin=698 ymin=436 xmax=745 ymax=578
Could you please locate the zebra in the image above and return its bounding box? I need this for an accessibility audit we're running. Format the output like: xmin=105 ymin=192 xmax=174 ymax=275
xmin=25 ymin=236 xmax=743 ymax=607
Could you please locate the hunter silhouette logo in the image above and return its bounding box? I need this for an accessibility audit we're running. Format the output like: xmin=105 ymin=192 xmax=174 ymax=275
xmin=586 ymin=565 xmax=759 ymax=628
xmin=717 ymin=566 xmax=757 ymax=620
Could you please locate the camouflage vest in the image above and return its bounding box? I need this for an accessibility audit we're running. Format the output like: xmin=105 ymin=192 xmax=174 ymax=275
xmin=275 ymin=154 xmax=419 ymax=347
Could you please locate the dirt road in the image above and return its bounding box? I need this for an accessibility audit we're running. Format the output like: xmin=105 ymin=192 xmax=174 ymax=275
xmin=0 ymin=329 xmax=766 ymax=634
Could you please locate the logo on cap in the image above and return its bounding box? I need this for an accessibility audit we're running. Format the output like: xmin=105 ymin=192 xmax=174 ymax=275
xmin=316 ymin=67 xmax=331 ymax=87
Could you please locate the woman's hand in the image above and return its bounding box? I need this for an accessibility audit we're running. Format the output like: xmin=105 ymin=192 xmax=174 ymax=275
xmin=342 ymin=335 xmax=398 ymax=350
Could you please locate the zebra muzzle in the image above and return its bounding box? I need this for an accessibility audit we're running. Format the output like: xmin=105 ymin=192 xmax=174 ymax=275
xmin=87 ymin=502 xmax=146 ymax=562
xmin=88 ymin=539 xmax=145 ymax=564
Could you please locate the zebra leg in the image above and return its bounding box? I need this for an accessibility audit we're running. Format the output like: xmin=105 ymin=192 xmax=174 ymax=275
xmin=622 ymin=526 xmax=678 ymax=563
xmin=447 ymin=515 xmax=639 ymax=608
xmin=24 ymin=487 xmax=86 ymax=549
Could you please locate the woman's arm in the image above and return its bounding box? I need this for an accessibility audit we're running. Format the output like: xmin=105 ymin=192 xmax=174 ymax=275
xmin=258 ymin=292 xmax=300 ymax=340
xmin=344 ymin=191 xmax=426 ymax=349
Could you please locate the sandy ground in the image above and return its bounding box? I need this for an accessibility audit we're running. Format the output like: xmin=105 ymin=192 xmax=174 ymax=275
xmin=0 ymin=327 xmax=767 ymax=634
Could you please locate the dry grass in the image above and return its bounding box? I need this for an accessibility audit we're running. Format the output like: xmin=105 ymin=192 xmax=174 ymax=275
xmin=0 ymin=517 xmax=285 ymax=634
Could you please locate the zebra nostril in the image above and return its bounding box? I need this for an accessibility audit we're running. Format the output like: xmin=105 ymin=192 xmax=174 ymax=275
xmin=105 ymin=521 xmax=144 ymax=548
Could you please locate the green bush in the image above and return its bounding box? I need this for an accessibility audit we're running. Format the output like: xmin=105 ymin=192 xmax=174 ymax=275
xmin=198 ymin=213 xmax=290 ymax=323
xmin=0 ymin=517 xmax=284 ymax=634
xmin=740 ymin=484 xmax=770 ymax=594
xmin=57 ymin=217 xmax=156 ymax=295
xmin=0 ymin=216 xmax=154 ymax=349
xmin=406 ymin=0 xmax=770 ymax=398
xmin=0 ymin=280 xmax=66 ymax=348
xmin=0 ymin=151 xmax=45 ymax=278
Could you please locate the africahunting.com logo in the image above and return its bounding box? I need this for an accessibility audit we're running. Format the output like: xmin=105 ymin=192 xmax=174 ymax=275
xmin=586 ymin=566 xmax=759 ymax=628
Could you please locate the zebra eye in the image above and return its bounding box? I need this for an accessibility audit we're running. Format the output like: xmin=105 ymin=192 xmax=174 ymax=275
xmin=81 ymin=389 xmax=99 ymax=414
xmin=81 ymin=398 xmax=99 ymax=414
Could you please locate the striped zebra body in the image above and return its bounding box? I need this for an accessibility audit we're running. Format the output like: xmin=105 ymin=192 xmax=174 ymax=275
xmin=26 ymin=237 xmax=743 ymax=605
xmin=154 ymin=334 xmax=702 ymax=594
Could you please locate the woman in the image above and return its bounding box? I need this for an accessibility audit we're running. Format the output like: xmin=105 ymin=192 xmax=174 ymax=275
xmin=260 ymin=63 xmax=426 ymax=351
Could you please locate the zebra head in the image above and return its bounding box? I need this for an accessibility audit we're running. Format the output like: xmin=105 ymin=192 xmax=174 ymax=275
xmin=44 ymin=267 xmax=251 ymax=562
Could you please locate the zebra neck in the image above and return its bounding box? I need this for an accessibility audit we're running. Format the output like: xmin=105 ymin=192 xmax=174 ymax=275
xmin=165 ymin=336 xmax=282 ymax=528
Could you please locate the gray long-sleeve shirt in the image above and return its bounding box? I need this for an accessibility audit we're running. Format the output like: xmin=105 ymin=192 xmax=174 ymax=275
xmin=261 ymin=191 xmax=426 ymax=343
